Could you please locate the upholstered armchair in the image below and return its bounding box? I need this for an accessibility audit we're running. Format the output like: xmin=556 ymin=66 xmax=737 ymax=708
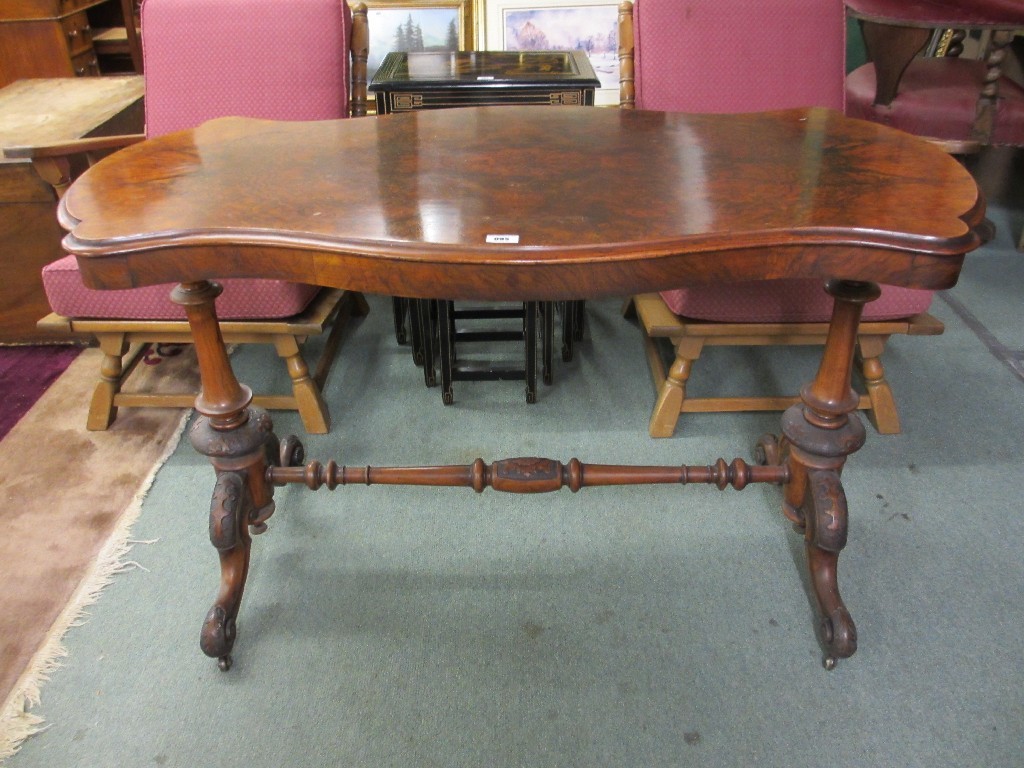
xmin=10 ymin=0 xmax=370 ymax=434
xmin=619 ymin=0 xmax=942 ymax=438
xmin=845 ymin=0 xmax=1024 ymax=153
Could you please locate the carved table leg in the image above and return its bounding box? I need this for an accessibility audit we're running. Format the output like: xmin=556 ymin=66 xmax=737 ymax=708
xmin=778 ymin=279 xmax=880 ymax=669
xmin=172 ymin=281 xmax=283 ymax=671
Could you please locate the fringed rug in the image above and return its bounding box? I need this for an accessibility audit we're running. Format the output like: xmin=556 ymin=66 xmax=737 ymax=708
xmin=0 ymin=344 xmax=199 ymax=760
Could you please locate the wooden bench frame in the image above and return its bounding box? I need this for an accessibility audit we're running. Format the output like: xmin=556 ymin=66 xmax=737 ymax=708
xmin=38 ymin=288 xmax=368 ymax=433
xmin=628 ymin=292 xmax=944 ymax=437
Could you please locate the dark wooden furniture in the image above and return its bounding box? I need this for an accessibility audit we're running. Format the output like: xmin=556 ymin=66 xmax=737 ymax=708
xmin=0 ymin=75 xmax=143 ymax=343
xmin=57 ymin=106 xmax=986 ymax=672
xmin=89 ymin=0 xmax=142 ymax=74
xmin=371 ymin=51 xmax=598 ymax=402
xmin=370 ymin=50 xmax=600 ymax=113
xmin=0 ymin=0 xmax=118 ymax=88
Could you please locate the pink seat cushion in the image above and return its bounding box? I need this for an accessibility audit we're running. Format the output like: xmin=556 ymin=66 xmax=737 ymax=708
xmin=846 ymin=58 xmax=1024 ymax=146
xmin=43 ymin=255 xmax=319 ymax=320
xmin=661 ymin=279 xmax=933 ymax=323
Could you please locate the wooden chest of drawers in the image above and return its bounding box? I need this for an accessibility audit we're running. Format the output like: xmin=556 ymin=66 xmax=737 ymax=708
xmin=0 ymin=0 xmax=113 ymax=88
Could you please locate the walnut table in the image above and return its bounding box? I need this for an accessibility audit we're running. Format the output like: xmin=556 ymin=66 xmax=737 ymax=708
xmin=57 ymin=106 xmax=986 ymax=671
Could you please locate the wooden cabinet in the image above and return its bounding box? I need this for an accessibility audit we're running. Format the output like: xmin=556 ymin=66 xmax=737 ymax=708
xmin=369 ymin=50 xmax=600 ymax=114
xmin=0 ymin=0 xmax=115 ymax=88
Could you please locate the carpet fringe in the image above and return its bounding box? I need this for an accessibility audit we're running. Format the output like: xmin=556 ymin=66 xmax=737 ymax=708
xmin=0 ymin=409 xmax=192 ymax=763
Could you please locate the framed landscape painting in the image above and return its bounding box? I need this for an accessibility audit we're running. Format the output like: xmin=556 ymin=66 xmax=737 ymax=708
xmin=478 ymin=0 xmax=620 ymax=105
xmin=365 ymin=0 xmax=475 ymax=82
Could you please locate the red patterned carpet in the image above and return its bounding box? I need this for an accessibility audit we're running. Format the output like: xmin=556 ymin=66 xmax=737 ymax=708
xmin=0 ymin=345 xmax=82 ymax=440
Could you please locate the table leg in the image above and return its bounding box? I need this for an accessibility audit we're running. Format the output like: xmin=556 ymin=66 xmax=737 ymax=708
xmin=438 ymin=299 xmax=455 ymax=404
xmin=542 ymin=301 xmax=554 ymax=386
xmin=773 ymin=279 xmax=880 ymax=669
xmin=172 ymin=281 xmax=282 ymax=671
xmin=392 ymin=296 xmax=409 ymax=345
xmin=524 ymin=301 xmax=538 ymax=404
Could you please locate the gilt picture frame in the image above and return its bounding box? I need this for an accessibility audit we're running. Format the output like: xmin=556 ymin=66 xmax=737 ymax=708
xmin=365 ymin=0 xmax=475 ymax=82
xmin=477 ymin=0 xmax=620 ymax=105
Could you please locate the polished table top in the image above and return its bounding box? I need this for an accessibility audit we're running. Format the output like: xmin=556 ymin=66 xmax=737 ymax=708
xmin=59 ymin=106 xmax=985 ymax=300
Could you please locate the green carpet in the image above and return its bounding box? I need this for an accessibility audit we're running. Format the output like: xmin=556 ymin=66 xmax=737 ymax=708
xmin=5 ymin=204 xmax=1023 ymax=767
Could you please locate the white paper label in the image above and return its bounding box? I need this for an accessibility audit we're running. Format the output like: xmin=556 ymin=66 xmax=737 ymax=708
xmin=486 ymin=234 xmax=520 ymax=244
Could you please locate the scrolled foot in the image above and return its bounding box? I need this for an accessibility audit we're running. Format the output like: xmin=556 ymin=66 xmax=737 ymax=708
xmin=754 ymin=434 xmax=789 ymax=470
xmin=821 ymin=606 xmax=857 ymax=654
xmin=754 ymin=434 xmax=779 ymax=466
xmin=249 ymin=500 xmax=275 ymax=535
xmin=279 ymin=435 xmax=305 ymax=468
xmin=200 ymin=605 xmax=237 ymax=666
xmin=801 ymin=470 xmax=857 ymax=667
xmin=820 ymin=605 xmax=857 ymax=669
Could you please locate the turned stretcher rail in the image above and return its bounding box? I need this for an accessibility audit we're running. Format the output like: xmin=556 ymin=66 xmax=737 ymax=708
xmin=267 ymin=456 xmax=790 ymax=493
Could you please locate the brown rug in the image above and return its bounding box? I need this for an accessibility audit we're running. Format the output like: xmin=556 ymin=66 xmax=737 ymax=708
xmin=0 ymin=344 xmax=199 ymax=759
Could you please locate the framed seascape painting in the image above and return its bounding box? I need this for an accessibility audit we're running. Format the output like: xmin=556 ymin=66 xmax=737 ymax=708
xmin=365 ymin=0 xmax=475 ymax=81
xmin=478 ymin=0 xmax=620 ymax=105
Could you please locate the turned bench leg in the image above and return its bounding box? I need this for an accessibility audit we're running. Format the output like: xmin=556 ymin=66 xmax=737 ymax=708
xmin=273 ymin=335 xmax=330 ymax=434
xmin=87 ymin=332 xmax=130 ymax=430
xmin=856 ymin=334 xmax=900 ymax=434
xmin=649 ymin=336 xmax=704 ymax=438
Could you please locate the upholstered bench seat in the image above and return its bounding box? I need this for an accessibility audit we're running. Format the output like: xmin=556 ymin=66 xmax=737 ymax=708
xmin=661 ymin=279 xmax=934 ymax=323
xmin=43 ymin=255 xmax=319 ymax=320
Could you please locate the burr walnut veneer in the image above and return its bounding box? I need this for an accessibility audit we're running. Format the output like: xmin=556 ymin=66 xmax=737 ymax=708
xmin=58 ymin=106 xmax=986 ymax=671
